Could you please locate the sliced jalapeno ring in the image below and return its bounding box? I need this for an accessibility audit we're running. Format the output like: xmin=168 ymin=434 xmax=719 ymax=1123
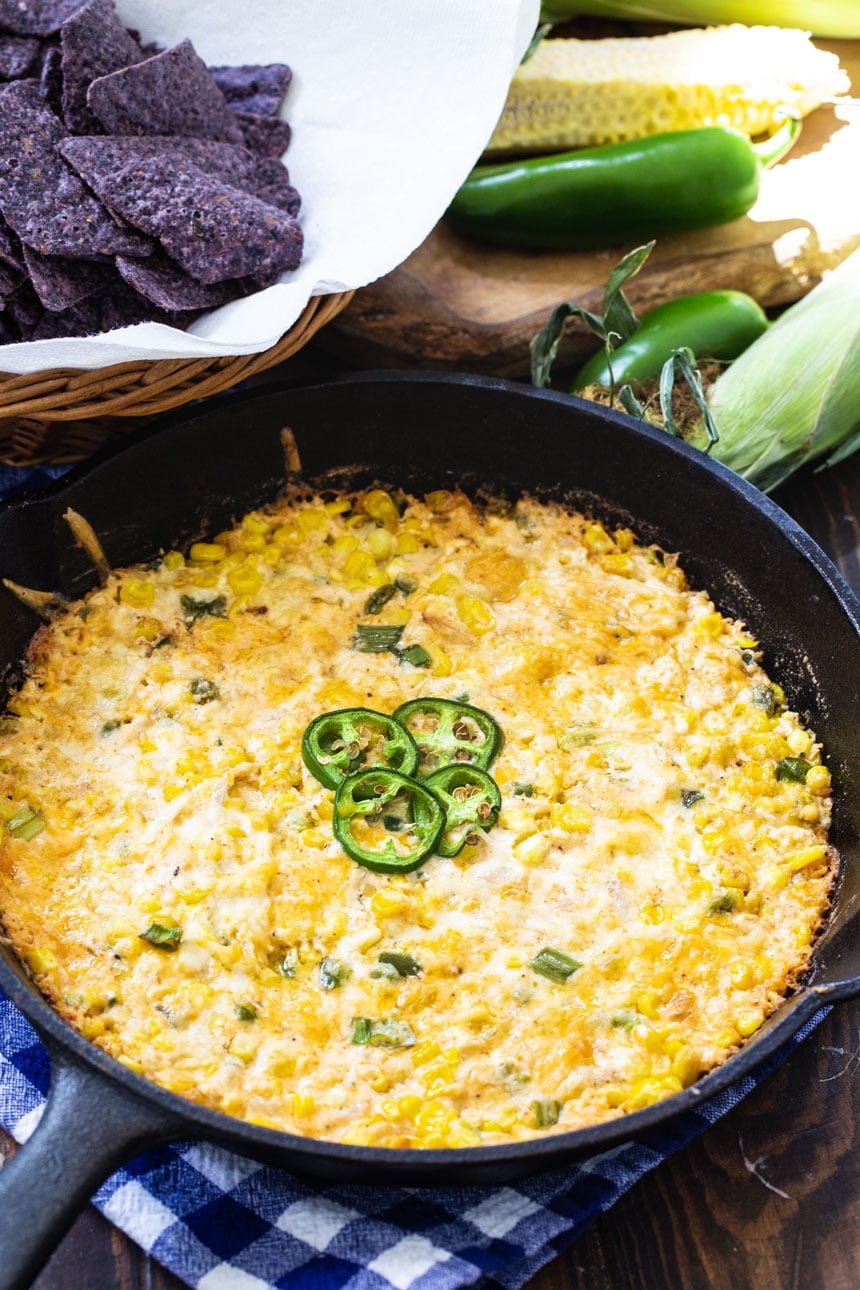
xmin=424 ymin=764 xmax=502 ymax=857
xmin=302 ymin=708 xmax=419 ymax=791
xmin=393 ymin=697 xmax=503 ymax=776
xmin=334 ymin=768 xmax=445 ymax=873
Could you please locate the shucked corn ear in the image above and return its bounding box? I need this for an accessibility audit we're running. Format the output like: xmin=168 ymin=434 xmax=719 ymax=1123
xmin=488 ymin=26 xmax=848 ymax=154
xmin=540 ymin=3 xmax=860 ymax=39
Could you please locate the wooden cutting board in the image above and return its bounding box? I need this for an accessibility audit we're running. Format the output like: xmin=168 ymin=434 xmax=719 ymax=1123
xmin=328 ymin=39 xmax=860 ymax=377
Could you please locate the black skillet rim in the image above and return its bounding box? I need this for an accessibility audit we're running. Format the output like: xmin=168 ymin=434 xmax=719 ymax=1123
xmin=0 ymin=370 xmax=857 ymax=1176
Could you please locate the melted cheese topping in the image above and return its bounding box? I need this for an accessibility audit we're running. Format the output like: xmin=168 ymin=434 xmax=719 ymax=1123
xmin=0 ymin=489 xmax=835 ymax=1147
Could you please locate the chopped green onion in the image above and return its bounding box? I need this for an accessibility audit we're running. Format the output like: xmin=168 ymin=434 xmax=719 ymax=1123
xmin=610 ymin=1010 xmax=637 ymax=1030
xmin=275 ymin=950 xmax=298 ymax=978
xmin=531 ymin=947 xmax=582 ymax=984
xmin=370 ymin=962 xmax=401 ymax=981
xmin=235 ymin=1003 xmax=257 ymax=1022
xmin=681 ymin=789 xmax=704 ymax=808
xmin=559 ymin=724 xmax=600 ymax=749
xmin=776 ymin=757 xmax=812 ymax=784
xmin=532 ymin=1098 xmax=562 ymax=1128
xmin=352 ymin=625 xmax=404 ymax=654
xmin=708 ymin=892 xmax=739 ymax=915
xmin=350 ymin=1017 xmax=416 ymax=1048
xmin=512 ymin=782 xmax=534 ymax=797
xmin=181 ymin=593 xmax=226 ymax=624
xmin=140 ymin=923 xmax=182 ymax=950
xmin=497 ymin=1062 xmax=531 ymax=1093
xmin=190 ymin=678 xmax=220 ymax=704
xmin=395 ymin=576 xmax=418 ymax=595
xmin=8 ymin=807 xmax=46 ymax=840
xmin=100 ymin=719 xmax=121 ymax=736
xmin=395 ymin=644 xmax=432 ymax=668
xmin=319 ymin=957 xmax=346 ymax=990
xmin=364 ymin=584 xmax=397 ymax=615
xmin=378 ymin=951 xmax=422 ymax=978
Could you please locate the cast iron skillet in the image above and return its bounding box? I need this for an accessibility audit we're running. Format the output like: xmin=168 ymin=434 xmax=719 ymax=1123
xmin=0 ymin=373 xmax=857 ymax=1290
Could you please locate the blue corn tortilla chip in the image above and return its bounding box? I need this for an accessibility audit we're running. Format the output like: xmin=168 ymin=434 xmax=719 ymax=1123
xmin=87 ymin=39 xmax=244 ymax=144
xmin=235 ymin=112 xmax=291 ymax=160
xmin=0 ymin=257 xmax=25 ymax=298
xmin=37 ymin=43 xmax=61 ymax=114
xmin=0 ymin=1 xmax=88 ymax=36
xmin=209 ymin=64 xmax=291 ymax=118
xmin=0 ymin=35 xmax=40 ymax=79
xmin=0 ymin=217 xmax=22 ymax=268
xmin=63 ymin=134 xmax=300 ymax=216
xmin=61 ymin=147 xmax=302 ymax=283
xmin=30 ymin=283 xmax=170 ymax=339
xmin=23 ymin=244 xmax=114 ymax=310
xmin=116 ymin=252 xmax=238 ymax=311
xmin=0 ymin=82 xmax=152 ymax=258
xmin=60 ymin=0 xmax=144 ymax=133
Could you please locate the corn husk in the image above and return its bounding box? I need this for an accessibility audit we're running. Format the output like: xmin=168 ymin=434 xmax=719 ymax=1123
xmin=696 ymin=250 xmax=860 ymax=491
xmin=540 ymin=2 xmax=860 ymax=37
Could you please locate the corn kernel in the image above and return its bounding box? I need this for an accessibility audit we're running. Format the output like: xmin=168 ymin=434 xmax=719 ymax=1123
xmin=119 ymin=577 xmax=155 ymax=609
xmin=736 ymin=1008 xmax=765 ymax=1038
xmin=135 ymin=615 xmax=163 ymax=642
xmin=162 ymin=551 xmax=185 ymax=570
xmin=430 ymin=647 xmax=453 ymax=678
xmin=550 ymin=803 xmax=592 ymax=833
xmin=230 ymin=1035 xmax=258 ymax=1063
xmin=457 ymin=594 xmax=495 ymax=635
xmin=189 ymin=542 xmax=227 ymax=563
xmin=583 ymin=522 xmax=613 ymax=555
xmin=806 ymin=766 xmax=831 ymax=796
xmin=730 ymin=961 xmax=755 ymax=989
xmin=344 ymin=550 xmax=376 ymax=580
xmin=163 ymin=784 xmax=184 ymax=803
xmin=396 ymin=533 xmax=420 ymax=555
xmin=693 ymin=612 xmax=724 ymax=640
xmin=601 ymin=553 xmax=631 ymax=575
xmin=25 ymin=947 xmax=57 ymax=974
xmin=784 ymin=844 xmax=827 ymax=874
xmin=367 ymin=528 xmax=395 ymax=560
xmin=330 ymin=534 xmax=359 ymax=563
xmin=514 ymin=833 xmax=550 ymax=867
xmin=426 ymin=490 xmax=454 ymax=513
xmin=639 ymin=903 xmax=665 ymax=925
xmin=506 ymin=954 xmax=524 ymax=969
xmin=296 ymin=509 xmax=329 ymax=538
xmin=228 ymin=565 xmax=263 ymax=597
xmin=367 ymin=1071 xmax=391 ymax=1093
xmin=362 ymin=490 xmax=400 ymax=529
xmin=356 ymin=926 xmax=383 ymax=952
xmin=371 ymin=890 xmax=406 ymax=919
xmin=428 ymin=572 xmax=459 ymax=595
xmin=292 ymin=1093 xmax=315 ymax=1118
xmin=637 ymin=990 xmax=661 ymax=1019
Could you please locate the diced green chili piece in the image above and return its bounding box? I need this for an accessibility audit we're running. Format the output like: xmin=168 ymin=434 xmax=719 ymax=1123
xmin=531 ymin=947 xmax=582 ymax=984
xmin=559 ymin=724 xmax=600 ymax=749
xmin=532 ymin=1098 xmax=562 ymax=1128
xmin=302 ymin=708 xmax=419 ymax=790
xmin=181 ymin=593 xmax=226 ymax=624
xmin=370 ymin=962 xmax=401 ymax=981
xmin=274 ymin=949 xmax=298 ymax=978
xmin=8 ymin=807 xmax=46 ymax=840
xmin=334 ymin=768 xmax=444 ymax=874
xmin=393 ymin=697 xmax=503 ymax=775
xmin=235 ymin=1004 xmax=257 ymax=1022
xmin=378 ymin=951 xmax=422 ymax=977
xmin=424 ymin=763 xmax=502 ymax=857
xmin=319 ymin=957 xmax=346 ymax=990
xmin=190 ymin=678 xmax=220 ymax=704
xmin=611 ymin=1010 xmax=637 ymax=1030
xmin=681 ymin=789 xmax=704 ymax=808
xmin=364 ymin=584 xmax=397 ymax=615
xmin=751 ymin=684 xmax=778 ymax=716
xmin=395 ymin=576 xmax=418 ymax=595
xmin=140 ymin=923 xmax=182 ymax=950
xmin=512 ymin=782 xmax=534 ymax=797
xmin=353 ymin=625 xmax=404 ymax=653
xmin=708 ymin=892 xmax=739 ymax=915
xmin=776 ymin=757 xmax=811 ymax=784
xmin=396 ymin=644 xmax=432 ymax=668
xmin=350 ymin=1017 xmax=416 ymax=1048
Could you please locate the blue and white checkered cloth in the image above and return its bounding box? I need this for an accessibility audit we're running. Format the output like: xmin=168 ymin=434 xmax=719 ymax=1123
xmin=0 ymin=465 xmax=828 ymax=1289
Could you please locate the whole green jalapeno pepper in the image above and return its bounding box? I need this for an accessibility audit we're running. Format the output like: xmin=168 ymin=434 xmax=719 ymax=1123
xmin=446 ymin=119 xmax=799 ymax=251
xmin=572 ymin=289 xmax=769 ymax=390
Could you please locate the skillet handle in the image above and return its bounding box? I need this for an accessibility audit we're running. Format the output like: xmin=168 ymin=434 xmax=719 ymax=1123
xmin=0 ymin=1042 xmax=181 ymax=1290
xmin=812 ymin=977 xmax=860 ymax=1004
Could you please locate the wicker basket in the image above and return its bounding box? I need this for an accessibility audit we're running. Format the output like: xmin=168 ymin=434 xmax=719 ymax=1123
xmin=0 ymin=290 xmax=353 ymax=467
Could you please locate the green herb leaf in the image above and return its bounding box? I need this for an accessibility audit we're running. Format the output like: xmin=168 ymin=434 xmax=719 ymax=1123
xmin=512 ymin=782 xmax=534 ymax=797
xmin=235 ymin=1003 xmax=257 ymax=1022
xmin=378 ymin=951 xmax=422 ymax=978
xmin=8 ymin=807 xmax=45 ymax=840
xmin=190 ymin=677 xmax=220 ymax=704
xmin=181 ymin=593 xmax=227 ymax=624
xmin=395 ymin=644 xmax=432 ymax=668
xmin=364 ymin=584 xmax=397 ymax=615
xmin=349 ymin=1017 xmax=416 ymax=1048
xmin=352 ymin=625 xmax=404 ymax=654
xmin=681 ymin=789 xmax=704 ymax=808
xmin=531 ymin=947 xmax=582 ymax=984
xmin=776 ymin=757 xmax=812 ymax=784
xmin=708 ymin=892 xmax=739 ymax=915
xmin=319 ymin=957 xmax=346 ymax=990
xmin=532 ymin=1097 xmax=562 ymax=1128
xmin=140 ymin=923 xmax=182 ymax=950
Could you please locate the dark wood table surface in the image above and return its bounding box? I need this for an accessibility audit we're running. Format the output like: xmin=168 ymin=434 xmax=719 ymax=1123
xmin=1 ymin=349 xmax=858 ymax=1290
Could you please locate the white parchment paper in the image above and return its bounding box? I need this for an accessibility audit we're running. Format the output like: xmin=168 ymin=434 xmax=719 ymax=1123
xmin=0 ymin=0 xmax=538 ymax=373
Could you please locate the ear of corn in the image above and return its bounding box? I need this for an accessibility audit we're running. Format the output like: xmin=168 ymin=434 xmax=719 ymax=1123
xmin=489 ymin=25 xmax=847 ymax=154
xmin=541 ymin=2 xmax=860 ymax=39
